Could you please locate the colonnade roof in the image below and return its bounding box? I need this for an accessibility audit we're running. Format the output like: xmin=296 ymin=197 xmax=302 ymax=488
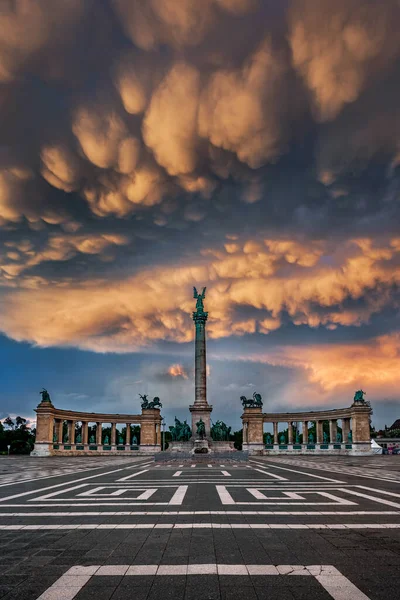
xmin=260 ymin=406 xmax=363 ymax=422
xmin=50 ymin=408 xmax=145 ymax=422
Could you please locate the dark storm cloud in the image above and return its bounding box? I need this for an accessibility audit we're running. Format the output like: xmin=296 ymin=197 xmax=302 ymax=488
xmin=0 ymin=0 xmax=400 ymax=414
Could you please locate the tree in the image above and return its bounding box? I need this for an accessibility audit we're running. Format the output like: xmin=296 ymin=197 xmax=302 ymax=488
xmin=0 ymin=416 xmax=35 ymax=453
xmin=15 ymin=416 xmax=27 ymax=429
xmin=3 ymin=417 xmax=14 ymax=429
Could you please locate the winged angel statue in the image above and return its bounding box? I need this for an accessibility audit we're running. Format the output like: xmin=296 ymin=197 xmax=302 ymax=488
xmin=193 ymin=286 xmax=206 ymax=313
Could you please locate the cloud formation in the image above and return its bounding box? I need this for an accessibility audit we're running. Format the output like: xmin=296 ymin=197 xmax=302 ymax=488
xmin=0 ymin=0 xmax=400 ymax=414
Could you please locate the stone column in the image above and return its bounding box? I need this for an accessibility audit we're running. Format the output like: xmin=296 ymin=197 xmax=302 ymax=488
xmin=156 ymin=423 xmax=161 ymax=446
xmin=288 ymin=422 xmax=293 ymax=444
xmin=342 ymin=418 xmax=351 ymax=442
xmin=96 ymin=422 xmax=102 ymax=445
xmin=140 ymin=408 xmax=161 ymax=452
xmin=68 ymin=421 xmax=75 ymax=444
xmin=57 ymin=419 xmax=63 ymax=444
xmin=241 ymin=407 xmax=264 ymax=454
xmin=126 ymin=424 xmax=131 ymax=446
xmin=351 ymin=403 xmax=372 ymax=452
xmin=302 ymin=421 xmax=308 ymax=444
xmin=316 ymin=421 xmax=323 ymax=444
xmin=189 ymin=296 xmax=213 ymax=437
xmin=31 ymin=400 xmax=56 ymax=456
xmin=82 ymin=422 xmax=88 ymax=444
xmin=111 ymin=423 xmax=116 ymax=446
xmin=243 ymin=421 xmax=248 ymax=444
xmin=273 ymin=422 xmax=278 ymax=445
xmin=329 ymin=420 xmax=337 ymax=443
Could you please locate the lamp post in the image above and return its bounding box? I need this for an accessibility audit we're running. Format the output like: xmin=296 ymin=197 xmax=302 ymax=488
xmin=162 ymin=418 xmax=166 ymax=451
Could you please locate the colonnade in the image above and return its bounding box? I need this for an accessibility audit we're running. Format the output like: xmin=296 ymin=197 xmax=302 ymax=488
xmin=53 ymin=420 xmax=146 ymax=447
xmin=242 ymin=401 xmax=372 ymax=455
xmin=264 ymin=417 xmax=352 ymax=445
xmin=31 ymin=401 xmax=162 ymax=456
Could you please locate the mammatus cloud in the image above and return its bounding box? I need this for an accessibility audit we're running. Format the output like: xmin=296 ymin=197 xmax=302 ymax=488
xmin=1 ymin=1 xmax=400 ymax=413
xmin=289 ymin=0 xmax=400 ymax=121
xmin=1 ymin=236 xmax=399 ymax=349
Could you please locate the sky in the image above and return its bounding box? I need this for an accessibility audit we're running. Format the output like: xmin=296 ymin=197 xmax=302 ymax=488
xmin=0 ymin=0 xmax=400 ymax=431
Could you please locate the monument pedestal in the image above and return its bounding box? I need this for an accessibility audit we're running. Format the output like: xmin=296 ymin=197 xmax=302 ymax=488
xmin=189 ymin=404 xmax=213 ymax=439
xmin=31 ymin=442 xmax=52 ymax=457
xmin=192 ymin=438 xmax=211 ymax=454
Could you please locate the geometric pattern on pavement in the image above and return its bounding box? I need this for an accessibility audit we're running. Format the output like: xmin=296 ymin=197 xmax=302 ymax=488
xmin=0 ymin=455 xmax=400 ymax=599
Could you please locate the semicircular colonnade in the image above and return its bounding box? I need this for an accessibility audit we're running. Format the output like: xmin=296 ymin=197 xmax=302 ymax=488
xmin=31 ymin=401 xmax=162 ymax=456
xmin=241 ymin=400 xmax=372 ymax=455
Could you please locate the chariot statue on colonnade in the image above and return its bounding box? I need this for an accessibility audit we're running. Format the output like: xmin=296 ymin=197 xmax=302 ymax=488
xmin=139 ymin=394 xmax=163 ymax=409
xmin=241 ymin=392 xmax=263 ymax=409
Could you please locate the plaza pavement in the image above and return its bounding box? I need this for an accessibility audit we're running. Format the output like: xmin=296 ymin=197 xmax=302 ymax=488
xmin=0 ymin=455 xmax=399 ymax=599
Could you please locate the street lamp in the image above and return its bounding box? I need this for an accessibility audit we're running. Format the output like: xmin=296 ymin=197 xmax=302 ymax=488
xmin=162 ymin=418 xmax=166 ymax=451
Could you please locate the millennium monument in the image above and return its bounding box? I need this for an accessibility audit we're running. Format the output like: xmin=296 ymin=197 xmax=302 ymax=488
xmin=189 ymin=287 xmax=213 ymax=438
xmin=31 ymin=287 xmax=373 ymax=456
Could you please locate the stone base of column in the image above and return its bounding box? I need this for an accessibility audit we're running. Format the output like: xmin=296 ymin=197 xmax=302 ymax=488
xmin=243 ymin=442 xmax=264 ymax=455
xmin=350 ymin=442 xmax=373 ymax=455
xmin=189 ymin=404 xmax=213 ymax=438
xmin=30 ymin=443 xmax=53 ymax=457
xmin=139 ymin=444 xmax=161 ymax=453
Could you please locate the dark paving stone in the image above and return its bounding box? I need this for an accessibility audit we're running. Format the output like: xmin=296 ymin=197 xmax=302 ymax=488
xmin=77 ymin=586 xmax=119 ymax=600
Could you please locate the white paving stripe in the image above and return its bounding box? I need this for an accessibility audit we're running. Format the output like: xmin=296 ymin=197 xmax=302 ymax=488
xmin=252 ymin=462 xmax=345 ymax=483
xmin=339 ymin=488 xmax=400 ymax=509
xmin=36 ymin=563 xmax=371 ymax=600
xmin=252 ymin=468 xmax=288 ymax=480
xmin=2 ymin=523 xmax=400 ymax=532
xmin=117 ymin=469 xmax=150 ymax=482
xmin=173 ymin=471 xmax=182 ymax=477
xmin=357 ymin=485 xmax=400 ymax=498
xmin=221 ymin=471 xmax=231 ymax=477
xmin=216 ymin=485 xmax=356 ymax=506
xmin=168 ymin=485 xmax=188 ymax=505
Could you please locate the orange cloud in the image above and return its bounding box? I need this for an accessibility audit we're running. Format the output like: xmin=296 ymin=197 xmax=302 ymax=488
xmin=1 ymin=236 xmax=399 ymax=352
xmin=168 ymin=364 xmax=189 ymax=379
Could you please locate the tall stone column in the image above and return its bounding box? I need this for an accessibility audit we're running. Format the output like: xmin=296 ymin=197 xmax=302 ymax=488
xmin=342 ymin=418 xmax=351 ymax=442
xmin=189 ymin=287 xmax=213 ymax=437
xmin=329 ymin=420 xmax=337 ymax=443
xmin=82 ymin=422 xmax=88 ymax=444
xmin=57 ymin=419 xmax=63 ymax=444
xmin=316 ymin=421 xmax=323 ymax=444
xmin=126 ymin=424 xmax=131 ymax=446
xmin=288 ymin=422 xmax=293 ymax=444
xmin=273 ymin=422 xmax=278 ymax=445
xmin=302 ymin=421 xmax=308 ymax=444
xmin=96 ymin=422 xmax=102 ymax=445
xmin=111 ymin=423 xmax=116 ymax=446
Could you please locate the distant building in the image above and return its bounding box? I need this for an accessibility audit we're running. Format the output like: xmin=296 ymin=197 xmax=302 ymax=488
xmin=375 ymin=420 xmax=400 ymax=452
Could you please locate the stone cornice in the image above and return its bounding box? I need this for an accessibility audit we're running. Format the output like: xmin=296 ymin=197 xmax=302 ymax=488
xmin=35 ymin=402 xmax=161 ymax=423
